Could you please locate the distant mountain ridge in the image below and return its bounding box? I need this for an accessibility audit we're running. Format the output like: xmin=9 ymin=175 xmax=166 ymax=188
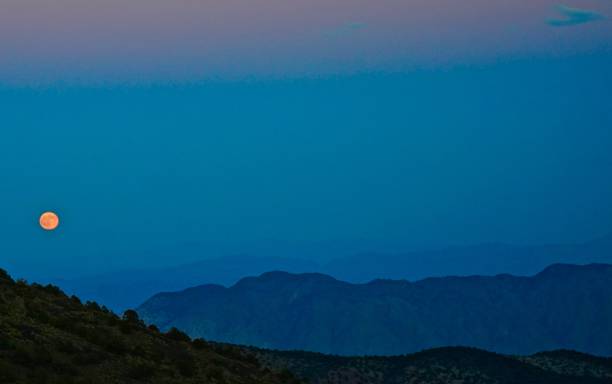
xmin=51 ymin=233 xmax=612 ymax=311
xmin=52 ymin=256 xmax=319 ymax=312
xmin=324 ymin=233 xmax=612 ymax=282
xmin=3 ymin=267 xmax=612 ymax=384
xmin=138 ymin=263 xmax=612 ymax=356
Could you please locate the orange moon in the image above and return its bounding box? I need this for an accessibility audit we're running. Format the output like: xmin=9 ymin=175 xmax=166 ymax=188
xmin=39 ymin=212 xmax=60 ymax=231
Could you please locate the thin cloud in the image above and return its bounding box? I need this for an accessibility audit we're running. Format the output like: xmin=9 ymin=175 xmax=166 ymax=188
xmin=323 ymin=22 xmax=367 ymax=38
xmin=547 ymin=5 xmax=604 ymax=27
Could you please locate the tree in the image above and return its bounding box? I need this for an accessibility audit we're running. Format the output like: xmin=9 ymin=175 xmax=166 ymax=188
xmin=0 ymin=268 xmax=14 ymax=283
xmin=122 ymin=310 xmax=144 ymax=327
xmin=165 ymin=327 xmax=191 ymax=343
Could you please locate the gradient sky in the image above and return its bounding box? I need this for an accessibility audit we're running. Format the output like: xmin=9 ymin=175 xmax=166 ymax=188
xmin=1 ymin=1 xmax=611 ymax=279
xmin=1 ymin=0 xmax=611 ymax=82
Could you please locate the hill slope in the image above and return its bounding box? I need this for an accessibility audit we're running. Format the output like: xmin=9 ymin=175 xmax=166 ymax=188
xmin=249 ymin=346 xmax=612 ymax=384
xmin=0 ymin=268 xmax=299 ymax=384
xmin=138 ymin=263 xmax=612 ymax=356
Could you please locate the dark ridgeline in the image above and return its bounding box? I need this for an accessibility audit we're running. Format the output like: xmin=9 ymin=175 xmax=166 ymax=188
xmin=0 ymin=268 xmax=299 ymax=384
xmin=52 ymin=256 xmax=320 ymax=313
xmin=54 ymin=232 xmax=612 ymax=313
xmin=249 ymin=346 xmax=612 ymax=384
xmin=2 ymin=267 xmax=612 ymax=384
xmin=324 ymin=232 xmax=612 ymax=283
xmin=138 ymin=263 xmax=612 ymax=356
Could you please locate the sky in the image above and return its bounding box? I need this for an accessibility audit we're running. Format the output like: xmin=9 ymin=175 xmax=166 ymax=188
xmin=1 ymin=0 xmax=612 ymax=279
xmin=1 ymin=0 xmax=611 ymax=82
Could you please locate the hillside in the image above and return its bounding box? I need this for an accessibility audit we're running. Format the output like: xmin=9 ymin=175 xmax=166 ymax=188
xmin=249 ymin=346 xmax=612 ymax=384
xmin=0 ymin=268 xmax=299 ymax=384
xmin=138 ymin=263 xmax=612 ymax=356
xmin=3 ymin=266 xmax=612 ymax=384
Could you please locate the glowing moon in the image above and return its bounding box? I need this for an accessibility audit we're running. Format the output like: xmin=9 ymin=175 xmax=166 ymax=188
xmin=39 ymin=212 xmax=60 ymax=231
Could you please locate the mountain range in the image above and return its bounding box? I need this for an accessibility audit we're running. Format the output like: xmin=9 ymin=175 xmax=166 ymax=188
xmin=52 ymin=233 xmax=612 ymax=312
xmin=2 ymin=266 xmax=612 ymax=384
xmin=138 ymin=263 xmax=612 ymax=356
xmin=51 ymin=255 xmax=318 ymax=312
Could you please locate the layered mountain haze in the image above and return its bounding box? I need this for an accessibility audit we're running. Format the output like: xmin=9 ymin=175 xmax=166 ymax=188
xmin=51 ymin=233 xmax=612 ymax=312
xmin=138 ymin=264 xmax=612 ymax=356
xmin=52 ymin=256 xmax=318 ymax=312
xmin=325 ymin=232 xmax=612 ymax=283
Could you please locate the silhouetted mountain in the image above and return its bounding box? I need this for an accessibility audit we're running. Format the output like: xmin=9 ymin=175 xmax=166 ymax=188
xmin=587 ymin=232 xmax=612 ymax=251
xmin=50 ymin=233 xmax=612 ymax=311
xmin=0 ymin=268 xmax=299 ymax=384
xmin=52 ymin=255 xmax=318 ymax=312
xmin=138 ymin=264 xmax=612 ymax=356
xmin=322 ymin=234 xmax=612 ymax=282
xmin=3 ymin=267 xmax=612 ymax=384
xmin=249 ymin=346 xmax=612 ymax=384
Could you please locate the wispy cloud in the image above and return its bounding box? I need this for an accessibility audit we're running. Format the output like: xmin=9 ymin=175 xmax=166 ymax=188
xmin=547 ymin=5 xmax=604 ymax=27
xmin=323 ymin=22 xmax=367 ymax=38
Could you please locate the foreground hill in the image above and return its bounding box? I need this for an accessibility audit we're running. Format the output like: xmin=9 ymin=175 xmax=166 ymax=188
xmin=0 ymin=268 xmax=298 ymax=384
xmin=248 ymin=346 xmax=612 ymax=384
xmin=138 ymin=263 xmax=612 ymax=356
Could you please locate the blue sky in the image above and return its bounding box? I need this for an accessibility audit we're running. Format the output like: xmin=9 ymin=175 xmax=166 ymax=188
xmin=1 ymin=1 xmax=612 ymax=279
xmin=2 ymin=51 xmax=612 ymax=279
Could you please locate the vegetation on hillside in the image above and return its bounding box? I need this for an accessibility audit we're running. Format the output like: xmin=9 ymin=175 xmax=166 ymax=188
xmin=0 ymin=268 xmax=299 ymax=384
xmin=248 ymin=346 xmax=612 ymax=384
xmin=3 ymin=265 xmax=612 ymax=384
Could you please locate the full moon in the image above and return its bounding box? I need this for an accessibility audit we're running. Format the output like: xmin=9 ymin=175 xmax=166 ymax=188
xmin=39 ymin=212 xmax=60 ymax=231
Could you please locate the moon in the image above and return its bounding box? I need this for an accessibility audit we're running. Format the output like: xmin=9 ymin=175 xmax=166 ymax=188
xmin=40 ymin=212 xmax=60 ymax=231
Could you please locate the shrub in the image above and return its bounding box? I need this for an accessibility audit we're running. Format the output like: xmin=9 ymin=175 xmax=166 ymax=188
xmin=207 ymin=366 xmax=225 ymax=381
xmin=43 ymin=284 xmax=64 ymax=296
xmin=57 ymin=340 xmax=79 ymax=354
xmin=122 ymin=309 xmax=139 ymax=323
xmin=86 ymin=301 xmax=102 ymax=311
xmin=165 ymin=327 xmax=191 ymax=343
xmin=28 ymin=307 xmax=51 ymax=323
xmin=126 ymin=359 xmax=156 ymax=380
xmin=119 ymin=321 xmax=133 ymax=335
xmin=106 ymin=315 xmax=120 ymax=327
xmin=177 ymin=356 xmax=198 ymax=377
xmin=103 ymin=334 xmax=128 ymax=354
xmin=0 ymin=360 xmax=18 ymax=381
xmin=192 ymin=338 xmax=208 ymax=350
xmin=278 ymin=369 xmax=300 ymax=383
xmin=121 ymin=310 xmax=145 ymax=331
xmin=0 ymin=268 xmax=14 ymax=284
